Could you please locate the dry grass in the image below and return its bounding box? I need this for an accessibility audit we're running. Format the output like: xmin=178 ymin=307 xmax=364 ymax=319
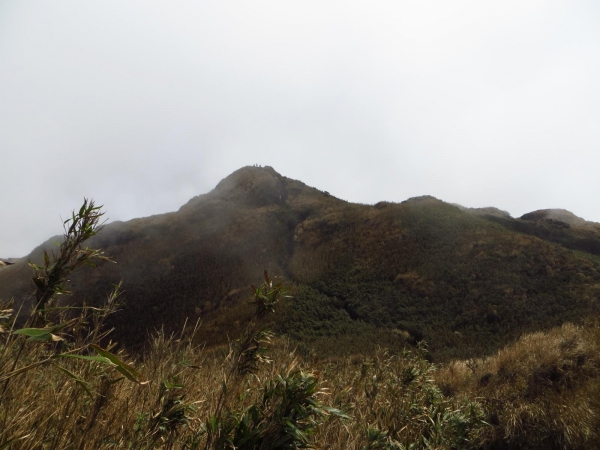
xmin=3 ymin=311 xmax=600 ymax=449
xmin=0 ymin=319 xmax=299 ymax=449
xmin=0 ymin=326 xmax=486 ymax=449
xmin=436 ymin=322 xmax=600 ymax=449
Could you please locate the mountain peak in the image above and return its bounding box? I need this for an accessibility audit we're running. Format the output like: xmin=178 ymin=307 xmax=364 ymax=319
xmin=453 ymin=204 xmax=512 ymax=219
xmin=402 ymin=195 xmax=441 ymax=204
xmin=214 ymin=165 xmax=281 ymax=192
xmin=520 ymin=209 xmax=587 ymax=227
xmin=211 ymin=165 xmax=286 ymax=206
xmin=179 ymin=165 xmax=290 ymax=213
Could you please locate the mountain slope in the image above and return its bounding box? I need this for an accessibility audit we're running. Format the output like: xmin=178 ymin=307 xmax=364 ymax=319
xmin=469 ymin=207 xmax=600 ymax=256
xmin=2 ymin=166 xmax=600 ymax=361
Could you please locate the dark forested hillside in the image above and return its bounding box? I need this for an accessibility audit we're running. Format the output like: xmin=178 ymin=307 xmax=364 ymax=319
xmin=2 ymin=166 xmax=600 ymax=360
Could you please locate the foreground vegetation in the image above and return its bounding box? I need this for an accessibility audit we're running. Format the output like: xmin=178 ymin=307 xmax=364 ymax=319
xmin=2 ymin=200 xmax=600 ymax=449
xmin=2 ymin=310 xmax=599 ymax=448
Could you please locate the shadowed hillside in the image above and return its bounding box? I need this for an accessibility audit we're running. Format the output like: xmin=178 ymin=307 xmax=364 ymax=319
xmin=465 ymin=207 xmax=600 ymax=256
xmin=2 ymin=166 xmax=600 ymax=361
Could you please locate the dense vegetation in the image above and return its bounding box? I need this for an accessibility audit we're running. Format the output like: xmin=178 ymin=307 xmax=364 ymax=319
xmin=1 ymin=166 xmax=600 ymax=364
xmin=1 ymin=200 xmax=600 ymax=449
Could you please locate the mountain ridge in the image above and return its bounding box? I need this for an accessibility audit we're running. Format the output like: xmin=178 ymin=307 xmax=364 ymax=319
xmin=2 ymin=166 xmax=600 ymax=360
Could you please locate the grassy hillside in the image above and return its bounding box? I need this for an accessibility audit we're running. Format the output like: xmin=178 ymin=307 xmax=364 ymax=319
xmin=477 ymin=208 xmax=600 ymax=256
xmin=2 ymin=199 xmax=600 ymax=449
xmin=2 ymin=270 xmax=599 ymax=449
xmin=2 ymin=166 xmax=600 ymax=361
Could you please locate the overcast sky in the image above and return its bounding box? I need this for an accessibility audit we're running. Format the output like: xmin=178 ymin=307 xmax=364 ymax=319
xmin=1 ymin=1 xmax=599 ymax=257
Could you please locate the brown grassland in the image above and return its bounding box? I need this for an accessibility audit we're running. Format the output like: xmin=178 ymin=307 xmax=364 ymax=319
xmin=2 ymin=299 xmax=600 ymax=449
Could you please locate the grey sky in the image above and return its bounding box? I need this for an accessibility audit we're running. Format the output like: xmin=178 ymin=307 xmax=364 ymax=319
xmin=1 ymin=1 xmax=599 ymax=257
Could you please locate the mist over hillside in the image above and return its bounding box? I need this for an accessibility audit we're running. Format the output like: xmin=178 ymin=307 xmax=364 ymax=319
xmin=2 ymin=166 xmax=600 ymax=361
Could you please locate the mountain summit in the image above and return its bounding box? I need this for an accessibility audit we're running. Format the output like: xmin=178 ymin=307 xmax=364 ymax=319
xmin=182 ymin=166 xmax=289 ymax=210
xmin=2 ymin=166 xmax=600 ymax=360
xmin=521 ymin=208 xmax=591 ymax=227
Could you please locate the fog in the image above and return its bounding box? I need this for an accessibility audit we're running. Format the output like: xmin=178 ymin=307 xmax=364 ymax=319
xmin=1 ymin=1 xmax=599 ymax=257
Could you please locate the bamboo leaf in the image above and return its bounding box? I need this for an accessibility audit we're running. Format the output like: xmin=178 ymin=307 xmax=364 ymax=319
xmin=26 ymin=333 xmax=64 ymax=342
xmin=13 ymin=328 xmax=52 ymax=337
xmin=91 ymin=344 xmax=146 ymax=383
xmin=59 ymin=354 xmax=115 ymax=365
xmin=91 ymin=344 xmax=138 ymax=374
xmin=115 ymin=366 xmax=141 ymax=384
